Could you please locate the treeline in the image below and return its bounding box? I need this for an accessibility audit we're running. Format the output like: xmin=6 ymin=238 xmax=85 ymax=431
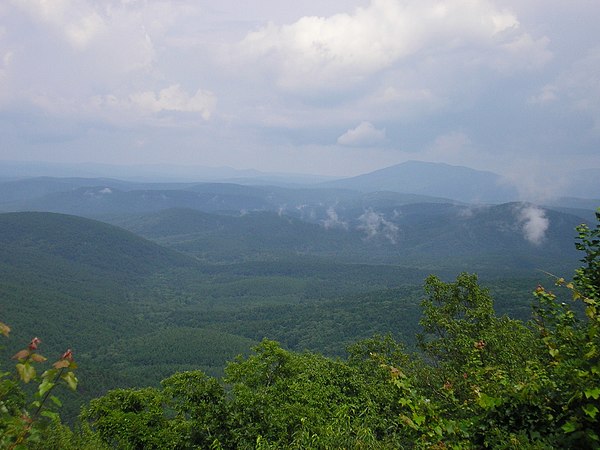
xmin=1 ymin=211 xmax=599 ymax=448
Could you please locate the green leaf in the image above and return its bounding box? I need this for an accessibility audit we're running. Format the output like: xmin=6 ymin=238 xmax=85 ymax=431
xmin=41 ymin=410 xmax=60 ymax=421
xmin=478 ymin=393 xmax=502 ymax=409
xmin=582 ymin=403 xmax=599 ymax=419
xmin=16 ymin=362 xmax=36 ymax=383
xmin=38 ymin=379 xmax=55 ymax=397
xmin=562 ymin=420 xmax=578 ymax=434
xmin=50 ymin=395 xmax=62 ymax=407
xmin=400 ymin=414 xmax=418 ymax=430
xmin=61 ymin=371 xmax=78 ymax=391
xmin=585 ymin=387 xmax=600 ymax=400
xmin=413 ymin=413 xmax=426 ymax=426
xmin=41 ymin=369 xmax=58 ymax=383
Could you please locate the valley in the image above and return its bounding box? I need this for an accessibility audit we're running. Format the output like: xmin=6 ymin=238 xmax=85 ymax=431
xmin=0 ymin=161 xmax=597 ymax=423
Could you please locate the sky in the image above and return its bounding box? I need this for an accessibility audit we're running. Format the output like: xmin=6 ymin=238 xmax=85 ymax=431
xmin=1 ymin=0 xmax=599 ymax=189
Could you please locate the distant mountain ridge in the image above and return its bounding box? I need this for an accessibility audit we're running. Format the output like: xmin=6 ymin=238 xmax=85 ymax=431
xmin=321 ymin=161 xmax=519 ymax=203
xmin=2 ymin=159 xmax=600 ymax=202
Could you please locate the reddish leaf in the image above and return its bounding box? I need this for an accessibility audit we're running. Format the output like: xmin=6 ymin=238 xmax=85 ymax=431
xmin=53 ymin=359 xmax=70 ymax=369
xmin=12 ymin=349 xmax=30 ymax=360
xmin=30 ymin=353 xmax=47 ymax=363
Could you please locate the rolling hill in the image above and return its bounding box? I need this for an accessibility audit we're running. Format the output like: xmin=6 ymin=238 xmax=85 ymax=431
xmin=0 ymin=211 xmax=196 ymax=278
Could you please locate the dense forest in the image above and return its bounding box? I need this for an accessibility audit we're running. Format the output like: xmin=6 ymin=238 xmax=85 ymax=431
xmin=1 ymin=210 xmax=599 ymax=448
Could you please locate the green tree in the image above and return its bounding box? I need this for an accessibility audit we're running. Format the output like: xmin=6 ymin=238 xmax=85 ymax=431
xmin=81 ymin=387 xmax=184 ymax=449
xmin=161 ymin=371 xmax=228 ymax=448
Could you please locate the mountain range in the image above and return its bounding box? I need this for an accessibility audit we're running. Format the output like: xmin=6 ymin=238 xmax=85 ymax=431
xmin=1 ymin=159 xmax=597 ymax=420
xmin=2 ymin=160 xmax=599 ymax=203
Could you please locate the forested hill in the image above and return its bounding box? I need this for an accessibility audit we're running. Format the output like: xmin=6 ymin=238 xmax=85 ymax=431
xmin=105 ymin=203 xmax=587 ymax=276
xmin=0 ymin=211 xmax=197 ymax=278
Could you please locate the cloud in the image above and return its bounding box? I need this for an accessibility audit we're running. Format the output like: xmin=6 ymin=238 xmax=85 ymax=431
xmin=88 ymin=84 xmax=217 ymax=123
xmin=527 ymin=46 xmax=600 ymax=133
xmin=424 ymin=131 xmax=474 ymax=162
xmin=357 ymin=208 xmax=399 ymax=243
xmin=5 ymin=1 xmax=164 ymax=108
xmin=129 ymin=85 xmax=217 ymax=119
xmin=559 ymin=47 xmax=600 ymax=134
xmin=337 ymin=121 xmax=386 ymax=147
xmin=12 ymin=0 xmax=105 ymax=50
xmin=516 ymin=204 xmax=549 ymax=245
xmin=237 ymin=0 xmax=550 ymax=92
xmin=0 ymin=0 xmax=598 ymax=181
xmin=323 ymin=207 xmax=348 ymax=230
xmin=528 ymin=84 xmax=558 ymax=105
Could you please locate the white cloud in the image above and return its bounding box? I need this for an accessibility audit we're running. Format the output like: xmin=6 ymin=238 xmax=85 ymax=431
xmin=427 ymin=131 xmax=472 ymax=158
xmin=12 ymin=0 xmax=105 ymax=50
xmin=0 ymin=48 xmax=12 ymax=84
xmin=0 ymin=0 xmax=598 ymax=180
xmin=420 ymin=131 xmax=489 ymax=168
xmin=357 ymin=208 xmax=399 ymax=243
xmin=560 ymin=47 xmax=600 ymax=134
xmin=237 ymin=0 xmax=549 ymax=92
xmin=337 ymin=121 xmax=386 ymax=146
xmin=528 ymin=84 xmax=558 ymax=105
xmin=130 ymin=85 xmax=217 ymax=119
xmin=516 ymin=204 xmax=549 ymax=245
xmin=526 ymin=46 xmax=600 ymax=134
xmin=89 ymin=84 xmax=217 ymax=123
xmin=323 ymin=207 xmax=348 ymax=230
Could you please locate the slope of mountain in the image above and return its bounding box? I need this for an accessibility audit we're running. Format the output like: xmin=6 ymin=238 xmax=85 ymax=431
xmin=0 ymin=211 xmax=196 ymax=277
xmin=106 ymin=203 xmax=585 ymax=276
xmin=0 ymin=212 xmax=255 ymax=418
xmin=107 ymin=208 xmax=362 ymax=262
xmin=321 ymin=160 xmax=519 ymax=203
xmin=0 ymin=204 xmax=589 ymax=422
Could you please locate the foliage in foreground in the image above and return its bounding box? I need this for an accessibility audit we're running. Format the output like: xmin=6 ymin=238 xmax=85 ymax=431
xmin=2 ymin=210 xmax=599 ymax=448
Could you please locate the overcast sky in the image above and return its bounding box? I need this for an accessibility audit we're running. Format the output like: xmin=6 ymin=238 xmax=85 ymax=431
xmin=1 ymin=0 xmax=599 ymax=187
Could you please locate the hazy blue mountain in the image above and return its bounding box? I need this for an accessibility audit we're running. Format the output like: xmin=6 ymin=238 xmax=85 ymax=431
xmin=0 ymin=176 xmax=230 ymax=206
xmin=0 ymin=177 xmax=143 ymax=205
xmin=543 ymin=197 xmax=600 ymax=221
xmin=321 ymin=160 xmax=519 ymax=203
xmin=0 ymin=160 xmax=334 ymax=184
xmin=0 ymin=176 xmax=455 ymax=219
xmin=3 ymin=186 xmax=273 ymax=217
